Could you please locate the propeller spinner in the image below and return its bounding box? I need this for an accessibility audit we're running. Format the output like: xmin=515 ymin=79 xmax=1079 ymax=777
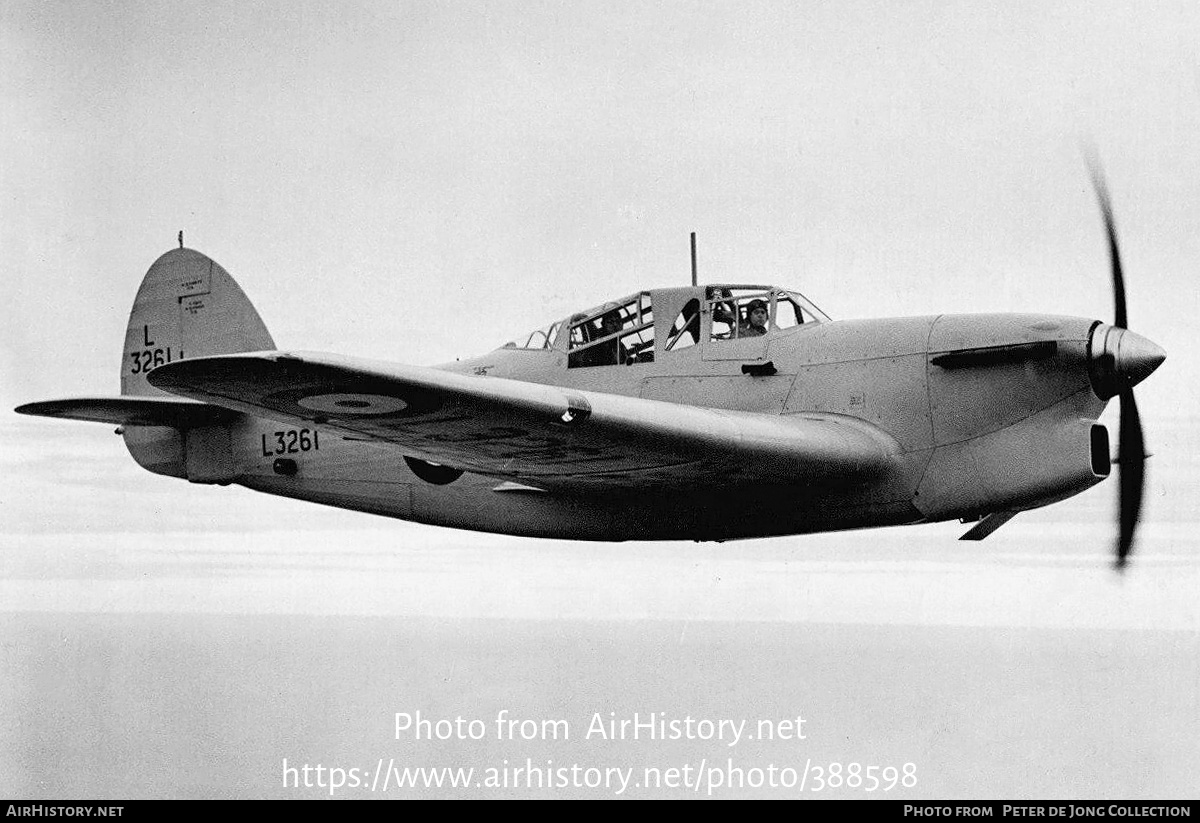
xmin=1086 ymin=163 xmax=1166 ymax=569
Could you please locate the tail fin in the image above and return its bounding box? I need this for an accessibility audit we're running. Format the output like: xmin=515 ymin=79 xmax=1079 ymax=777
xmin=121 ymin=247 xmax=274 ymax=397
xmin=119 ymin=247 xmax=273 ymax=480
xmin=17 ymin=247 xmax=272 ymax=483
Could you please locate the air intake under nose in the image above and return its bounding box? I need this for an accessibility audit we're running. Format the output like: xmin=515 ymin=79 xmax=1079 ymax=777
xmin=1088 ymin=324 xmax=1166 ymax=400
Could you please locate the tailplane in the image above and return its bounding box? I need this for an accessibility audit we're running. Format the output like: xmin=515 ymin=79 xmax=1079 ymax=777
xmin=17 ymin=247 xmax=274 ymax=483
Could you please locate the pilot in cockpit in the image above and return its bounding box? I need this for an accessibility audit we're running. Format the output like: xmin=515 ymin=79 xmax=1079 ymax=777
xmin=739 ymin=299 xmax=769 ymax=337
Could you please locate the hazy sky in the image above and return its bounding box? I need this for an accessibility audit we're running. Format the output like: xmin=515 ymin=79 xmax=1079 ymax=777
xmin=3 ymin=1 xmax=1198 ymax=595
xmin=5 ymin=2 xmax=1200 ymax=800
xmin=3 ymin=1 xmax=1197 ymax=390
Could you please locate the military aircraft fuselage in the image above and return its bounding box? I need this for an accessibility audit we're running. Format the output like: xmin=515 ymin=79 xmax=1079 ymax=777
xmin=21 ymin=249 xmax=1162 ymax=544
xmin=16 ymin=166 xmax=1167 ymax=557
xmin=220 ymin=299 xmax=1113 ymax=541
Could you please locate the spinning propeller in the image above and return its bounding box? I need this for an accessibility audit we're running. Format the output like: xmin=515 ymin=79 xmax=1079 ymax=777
xmin=1085 ymin=162 xmax=1166 ymax=569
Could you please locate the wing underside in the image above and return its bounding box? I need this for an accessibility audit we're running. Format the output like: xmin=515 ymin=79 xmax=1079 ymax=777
xmin=147 ymin=351 xmax=899 ymax=491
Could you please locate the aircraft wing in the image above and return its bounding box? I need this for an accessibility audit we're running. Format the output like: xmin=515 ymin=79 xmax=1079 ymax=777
xmin=147 ymin=351 xmax=899 ymax=491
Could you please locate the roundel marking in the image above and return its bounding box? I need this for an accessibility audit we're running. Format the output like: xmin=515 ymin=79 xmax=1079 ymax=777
xmin=297 ymin=393 xmax=409 ymax=416
xmin=263 ymin=383 xmax=443 ymax=420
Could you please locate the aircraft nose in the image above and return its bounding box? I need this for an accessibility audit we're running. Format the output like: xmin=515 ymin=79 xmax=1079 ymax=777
xmin=1089 ymin=324 xmax=1166 ymax=398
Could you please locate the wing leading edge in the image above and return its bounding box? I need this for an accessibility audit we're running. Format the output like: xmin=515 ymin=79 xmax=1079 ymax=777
xmin=147 ymin=351 xmax=899 ymax=491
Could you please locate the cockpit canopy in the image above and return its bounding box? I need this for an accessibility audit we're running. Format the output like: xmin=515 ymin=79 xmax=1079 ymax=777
xmin=509 ymin=285 xmax=830 ymax=368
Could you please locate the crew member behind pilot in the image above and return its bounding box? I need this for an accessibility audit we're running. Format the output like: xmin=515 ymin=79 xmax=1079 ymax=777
xmin=739 ymin=299 xmax=769 ymax=337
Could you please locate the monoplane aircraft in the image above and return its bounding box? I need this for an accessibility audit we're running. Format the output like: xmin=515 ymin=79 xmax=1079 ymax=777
xmin=17 ymin=170 xmax=1164 ymax=567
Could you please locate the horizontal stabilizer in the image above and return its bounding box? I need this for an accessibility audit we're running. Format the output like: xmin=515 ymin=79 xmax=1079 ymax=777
xmin=15 ymin=397 xmax=238 ymax=428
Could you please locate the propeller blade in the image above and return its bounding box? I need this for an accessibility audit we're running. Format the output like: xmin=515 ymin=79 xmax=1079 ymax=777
xmin=1087 ymin=161 xmax=1128 ymax=329
xmin=1087 ymin=156 xmax=1147 ymax=569
xmin=1116 ymin=387 xmax=1145 ymax=569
